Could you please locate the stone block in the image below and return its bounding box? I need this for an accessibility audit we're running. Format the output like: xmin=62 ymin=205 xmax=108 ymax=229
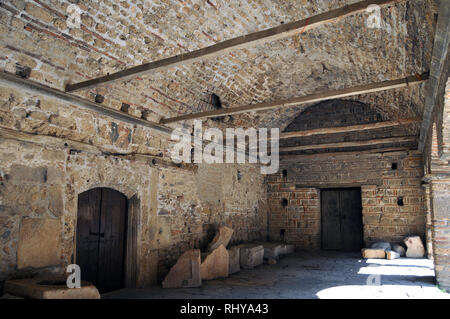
xmin=371 ymin=241 xmax=391 ymax=251
xmin=162 ymin=249 xmax=201 ymax=288
xmin=392 ymin=244 xmax=406 ymax=257
xmin=9 ymin=165 xmax=47 ymax=183
xmin=5 ymin=278 xmax=100 ymax=299
xmin=201 ymin=245 xmax=229 ymax=280
xmin=238 ymin=244 xmax=264 ymax=269
xmin=404 ymin=236 xmax=425 ymax=258
xmin=386 ymin=250 xmax=400 ymax=260
xmin=361 ymin=248 xmax=386 ymax=259
xmin=17 ymin=218 xmax=61 ymax=269
xmin=25 ymin=3 xmax=53 ymax=23
xmin=280 ymin=244 xmax=295 ymax=255
xmin=228 ymin=246 xmax=240 ymax=275
xmin=261 ymin=242 xmax=283 ymax=259
xmin=48 ymin=186 xmax=63 ymax=216
xmin=207 ymin=226 xmax=234 ymax=252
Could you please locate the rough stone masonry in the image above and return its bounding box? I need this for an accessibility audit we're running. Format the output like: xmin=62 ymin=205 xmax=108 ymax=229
xmin=0 ymin=0 xmax=448 ymax=295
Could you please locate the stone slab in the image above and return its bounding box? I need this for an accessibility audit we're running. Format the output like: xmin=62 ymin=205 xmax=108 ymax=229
xmin=404 ymin=236 xmax=425 ymax=258
xmin=238 ymin=244 xmax=264 ymax=269
xmin=361 ymin=248 xmax=386 ymax=259
xmin=228 ymin=246 xmax=240 ymax=275
xmin=386 ymin=250 xmax=400 ymax=260
xmin=207 ymin=226 xmax=234 ymax=252
xmin=5 ymin=278 xmax=100 ymax=299
xmin=17 ymin=218 xmax=61 ymax=269
xmin=392 ymin=244 xmax=406 ymax=257
xmin=262 ymin=243 xmax=283 ymax=259
xmin=201 ymin=245 xmax=229 ymax=280
xmin=162 ymin=249 xmax=201 ymax=288
xmin=371 ymin=241 xmax=391 ymax=251
xmin=280 ymin=244 xmax=295 ymax=255
xmin=9 ymin=165 xmax=47 ymax=183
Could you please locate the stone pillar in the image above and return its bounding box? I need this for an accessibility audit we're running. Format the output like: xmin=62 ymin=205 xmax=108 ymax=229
xmin=430 ymin=178 xmax=450 ymax=292
xmin=423 ymin=184 xmax=433 ymax=259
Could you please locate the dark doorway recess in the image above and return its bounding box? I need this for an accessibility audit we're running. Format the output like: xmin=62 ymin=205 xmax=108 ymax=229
xmin=321 ymin=188 xmax=363 ymax=251
xmin=76 ymin=188 xmax=128 ymax=293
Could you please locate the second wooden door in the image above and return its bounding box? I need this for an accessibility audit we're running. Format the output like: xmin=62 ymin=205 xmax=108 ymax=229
xmin=321 ymin=188 xmax=363 ymax=251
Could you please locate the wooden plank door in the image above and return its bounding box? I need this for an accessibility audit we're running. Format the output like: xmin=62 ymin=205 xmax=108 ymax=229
xmin=76 ymin=188 xmax=128 ymax=293
xmin=340 ymin=188 xmax=363 ymax=251
xmin=97 ymin=188 xmax=127 ymax=293
xmin=321 ymin=188 xmax=363 ymax=251
xmin=76 ymin=188 xmax=102 ymax=285
xmin=321 ymin=190 xmax=342 ymax=250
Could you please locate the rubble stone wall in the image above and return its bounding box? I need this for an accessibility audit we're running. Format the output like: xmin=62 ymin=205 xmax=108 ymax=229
xmin=0 ymin=83 xmax=268 ymax=286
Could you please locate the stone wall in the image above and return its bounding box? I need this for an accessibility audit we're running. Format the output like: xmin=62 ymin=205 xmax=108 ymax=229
xmin=0 ymin=82 xmax=268 ymax=286
xmin=267 ymin=187 xmax=321 ymax=250
xmin=267 ymin=151 xmax=426 ymax=250
xmin=156 ymin=163 xmax=267 ymax=280
xmin=425 ymin=74 xmax=450 ymax=292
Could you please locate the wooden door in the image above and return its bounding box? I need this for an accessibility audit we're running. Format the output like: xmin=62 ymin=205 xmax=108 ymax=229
xmin=321 ymin=188 xmax=363 ymax=251
xmin=76 ymin=188 xmax=128 ymax=293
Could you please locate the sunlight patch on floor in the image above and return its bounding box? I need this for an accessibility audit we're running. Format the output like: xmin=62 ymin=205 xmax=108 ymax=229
xmin=357 ymin=258 xmax=435 ymax=276
xmin=316 ymin=285 xmax=450 ymax=299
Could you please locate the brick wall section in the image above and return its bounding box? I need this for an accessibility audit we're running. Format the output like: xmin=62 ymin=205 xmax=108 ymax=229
xmin=267 ymin=187 xmax=320 ymax=250
xmin=443 ymin=77 xmax=450 ymax=155
xmin=430 ymin=180 xmax=450 ymax=290
xmin=423 ymin=184 xmax=434 ymax=259
xmin=280 ymin=99 xmax=418 ymax=150
xmin=267 ymin=151 xmax=426 ymax=249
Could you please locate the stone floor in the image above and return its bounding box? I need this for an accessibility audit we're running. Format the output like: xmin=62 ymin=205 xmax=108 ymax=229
xmin=103 ymin=251 xmax=449 ymax=299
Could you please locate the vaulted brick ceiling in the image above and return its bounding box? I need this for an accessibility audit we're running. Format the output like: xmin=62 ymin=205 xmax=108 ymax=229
xmin=0 ymin=0 xmax=438 ymax=130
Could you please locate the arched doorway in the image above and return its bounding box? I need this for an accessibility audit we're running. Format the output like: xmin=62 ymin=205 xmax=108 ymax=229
xmin=76 ymin=188 xmax=128 ymax=293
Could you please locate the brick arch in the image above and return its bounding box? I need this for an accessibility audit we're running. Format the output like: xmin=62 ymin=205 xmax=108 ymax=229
xmin=437 ymin=77 xmax=450 ymax=157
xmin=283 ymin=99 xmax=385 ymax=132
xmin=77 ymin=183 xmax=138 ymax=200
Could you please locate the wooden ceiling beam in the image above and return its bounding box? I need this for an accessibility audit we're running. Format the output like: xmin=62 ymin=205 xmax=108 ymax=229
xmin=280 ymin=147 xmax=416 ymax=160
xmin=279 ymin=118 xmax=420 ymax=139
xmin=279 ymin=136 xmax=417 ymax=152
xmin=65 ymin=0 xmax=403 ymax=92
xmin=161 ymin=73 xmax=428 ymax=124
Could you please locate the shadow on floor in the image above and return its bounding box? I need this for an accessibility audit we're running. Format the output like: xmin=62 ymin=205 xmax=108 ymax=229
xmin=103 ymin=251 xmax=448 ymax=299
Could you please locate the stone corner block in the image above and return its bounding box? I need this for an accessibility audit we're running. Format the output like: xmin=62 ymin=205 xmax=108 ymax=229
xmin=201 ymin=244 xmax=229 ymax=280
xmin=207 ymin=226 xmax=234 ymax=252
xmin=162 ymin=249 xmax=201 ymax=288
xmin=361 ymin=248 xmax=386 ymax=259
